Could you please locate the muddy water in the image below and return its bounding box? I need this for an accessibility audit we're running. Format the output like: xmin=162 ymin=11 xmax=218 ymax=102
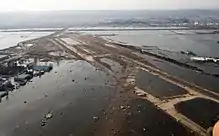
xmin=136 ymin=69 xmax=187 ymax=98
xmin=175 ymin=98 xmax=219 ymax=129
xmin=119 ymin=99 xmax=195 ymax=136
xmin=144 ymin=55 xmax=219 ymax=94
xmin=0 ymin=60 xmax=116 ymax=136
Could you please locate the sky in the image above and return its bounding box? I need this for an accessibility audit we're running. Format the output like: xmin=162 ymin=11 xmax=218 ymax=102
xmin=0 ymin=0 xmax=218 ymax=11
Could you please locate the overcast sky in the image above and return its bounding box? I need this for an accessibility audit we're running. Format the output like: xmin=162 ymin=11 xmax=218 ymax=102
xmin=0 ymin=0 xmax=218 ymax=11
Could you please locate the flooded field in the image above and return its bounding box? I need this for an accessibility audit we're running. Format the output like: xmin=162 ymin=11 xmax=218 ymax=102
xmin=0 ymin=31 xmax=53 ymax=49
xmin=82 ymin=30 xmax=219 ymax=57
xmin=119 ymin=99 xmax=194 ymax=136
xmin=175 ymin=98 xmax=219 ymax=129
xmin=142 ymin=55 xmax=219 ymax=94
xmin=136 ymin=69 xmax=187 ymax=98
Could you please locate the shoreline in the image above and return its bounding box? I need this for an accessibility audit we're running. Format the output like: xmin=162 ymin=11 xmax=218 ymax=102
xmin=0 ymin=27 xmax=219 ymax=33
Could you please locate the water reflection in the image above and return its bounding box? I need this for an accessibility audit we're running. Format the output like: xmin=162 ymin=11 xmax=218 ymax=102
xmin=85 ymin=30 xmax=219 ymax=57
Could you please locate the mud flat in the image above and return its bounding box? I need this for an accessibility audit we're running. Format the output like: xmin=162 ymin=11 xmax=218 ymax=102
xmin=100 ymin=58 xmax=123 ymax=74
xmin=174 ymin=98 xmax=219 ymax=130
xmin=136 ymin=69 xmax=187 ymax=99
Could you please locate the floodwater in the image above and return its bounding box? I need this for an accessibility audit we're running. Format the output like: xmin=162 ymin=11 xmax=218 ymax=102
xmin=143 ymin=54 xmax=219 ymax=94
xmin=0 ymin=31 xmax=53 ymax=49
xmin=83 ymin=30 xmax=219 ymax=57
xmin=175 ymin=98 xmax=219 ymax=129
xmin=0 ymin=60 xmax=116 ymax=136
xmin=82 ymin=29 xmax=219 ymax=93
xmin=119 ymin=99 xmax=194 ymax=136
xmin=136 ymin=69 xmax=187 ymax=99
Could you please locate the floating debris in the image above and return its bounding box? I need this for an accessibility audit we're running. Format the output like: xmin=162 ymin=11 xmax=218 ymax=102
xmin=0 ymin=91 xmax=8 ymax=98
xmin=41 ymin=112 xmax=53 ymax=126
xmin=120 ymin=106 xmax=125 ymax=109
xmin=134 ymin=90 xmax=147 ymax=97
xmin=18 ymin=80 xmax=27 ymax=86
xmin=32 ymin=65 xmax=53 ymax=72
xmin=45 ymin=113 xmax=53 ymax=120
xmin=180 ymin=50 xmax=197 ymax=56
xmin=41 ymin=120 xmax=47 ymax=127
xmin=93 ymin=116 xmax=99 ymax=122
xmin=191 ymin=57 xmax=219 ymax=63
xmin=0 ymin=78 xmax=14 ymax=91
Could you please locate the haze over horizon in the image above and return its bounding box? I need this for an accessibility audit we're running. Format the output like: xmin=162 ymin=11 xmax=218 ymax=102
xmin=0 ymin=0 xmax=219 ymax=11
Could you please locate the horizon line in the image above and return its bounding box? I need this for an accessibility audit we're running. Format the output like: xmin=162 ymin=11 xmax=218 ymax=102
xmin=0 ymin=9 xmax=219 ymax=12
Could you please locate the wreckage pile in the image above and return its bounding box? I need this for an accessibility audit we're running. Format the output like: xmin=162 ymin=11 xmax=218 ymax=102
xmin=0 ymin=58 xmax=53 ymax=100
xmin=191 ymin=57 xmax=219 ymax=63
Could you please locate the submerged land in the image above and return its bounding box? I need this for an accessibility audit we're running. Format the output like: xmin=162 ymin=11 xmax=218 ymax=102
xmin=0 ymin=27 xmax=218 ymax=136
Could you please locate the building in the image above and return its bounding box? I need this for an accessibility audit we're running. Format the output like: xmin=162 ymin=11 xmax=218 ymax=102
xmin=0 ymin=78 xmax=13 ymax=91
xmin=32 ymin=66 xmax=53 ymax=72
xmin=14 ymin=74 xmax=33 ymax=82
